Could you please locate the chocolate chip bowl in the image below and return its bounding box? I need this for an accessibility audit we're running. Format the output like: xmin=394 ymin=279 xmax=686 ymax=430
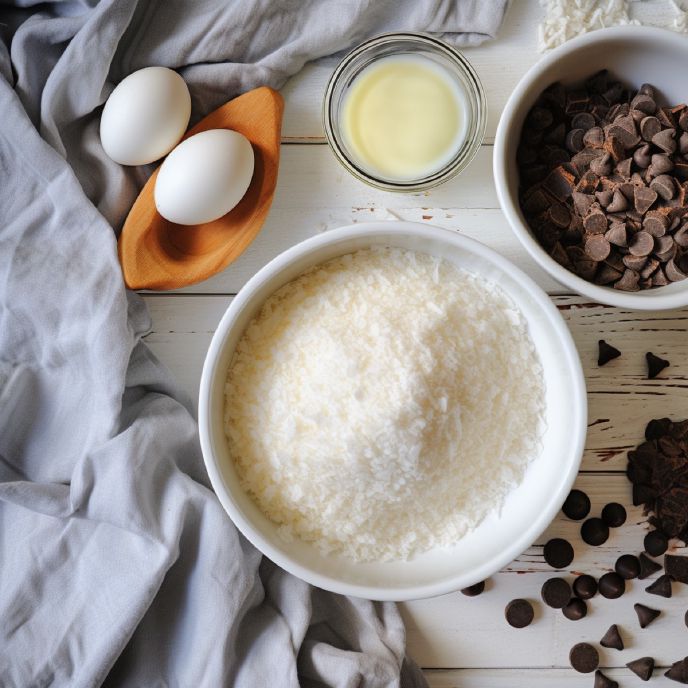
xmin=494 ymin=26 xmax=688 ymax=310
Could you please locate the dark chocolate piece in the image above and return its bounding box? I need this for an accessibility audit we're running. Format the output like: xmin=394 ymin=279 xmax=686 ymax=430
xmin=638 ymin=553 xmax=662 ymax=579
xmin=600 ymin=623 xmax=624 ymax=650
xmin=562 ymin=597 xmax=587 ymax=620
xmin=541 ymin=577 xmax=571 ymax=609
xmin=570 ymin=643 xmax=599 ymax=674
xmin=626 ymin=657 xmax=654 ymax=681
xmin=644 ymin=530 xmax=668 ymax=557
xmin=573 ymin=574 xmax=597 ymax=600
xmin=543 ymin=538 xmax=574 ymax=569
xmin=601 ymin=502 xmax=626 ymax=527
xmin=562 ymin=489 xmax=591 ymax=520
xmin=665 ymin=658 xmax=688 ymax=684
xmin=615 ymin=554 xmax=640 ymax=580
xmin=599 ymin=572 xmax=625 ymax=599
xmin=581 ymin=518 xmax=609 ymax=546
xmin=645 ymin=574 xmax=672 ymax=598
xmin=634 ymin=603 xmax=661 ymax=628
xmin=505 ymin=598 xmax=534 ymax=628
xmin=461 ymin=581 xmax=485 ymax=597
xmin=665 ymin=554 xmax=688 ymax=584
xmin=646 ymin=352 xmax=670 ymax=379
xmin=594 ymin=670 xmax=618 ymax=688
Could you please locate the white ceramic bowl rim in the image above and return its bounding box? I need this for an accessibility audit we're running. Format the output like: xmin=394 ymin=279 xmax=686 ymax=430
xmin=199 ymin=222 xmax=586 ymax=600
xmin=494 ymin=25 xmax=688 ymax=311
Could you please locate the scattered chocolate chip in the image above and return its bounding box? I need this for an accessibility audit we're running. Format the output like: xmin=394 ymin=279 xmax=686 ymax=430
xmin=581 ymin=518 xmax=609 ymax=546
xmin=541 ymin=577 xmax=572 ymax=609
xmin=600 ymin=623 xmax=624 ymax=650
xmin=646 ymin=352 xmax=670 ymax=379
xmin=461 ymin=581 xmax=485 ymax=596
xmin=665 ymin=658 xmax=688 ymax=684
xmin=627 ymin=657 xmax=655 ymax=681
xmin=562 ymin=489 xmax=591 ymax=520
xmin=646 ymin=574 xmax=672 ymax=598
xmin=505 ymin=598 xmax=534 ymax=628
xmin=596 ymin=339 xmax=626 ymax=366
xmin=601 ymin=502 xmax=626 ymax=527
xmin=594 ymin=670 xmax=618 ymax=688
xmin=665 ymin=554 xmax=688 ymax=584
xmin=644 ymin=530 xmax=668 ymax=557
xmin=570 ymin=643 xmax=599 ymax=674
xmin=634 ymin=602 xmax=661 ymax=628
xmin=573 ymin=574 xmax=597 ymax=600
xmin=562 ymin=597 xmax=587 ymax=620
xmin=543 ymin=537 xmax=574 ymax=569
xmin=615 ymin=554 xmax=640 ymax=579
xmin=599 ymin=572 xmax=625 ymax=599
xmin=638 ymin=553 xmax=662 ymax=579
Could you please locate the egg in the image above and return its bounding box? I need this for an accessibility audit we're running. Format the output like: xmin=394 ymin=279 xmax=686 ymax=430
xmin=154 ymin=129 xmax=255 ymax=225
xmin=100 ymin=66 xmax=191 ymax=166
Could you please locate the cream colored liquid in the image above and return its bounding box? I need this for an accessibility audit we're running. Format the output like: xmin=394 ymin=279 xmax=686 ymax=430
xmin=341 ymin=55 xmax=468 ymax=181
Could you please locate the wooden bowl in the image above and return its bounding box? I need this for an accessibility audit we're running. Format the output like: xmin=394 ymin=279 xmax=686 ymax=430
xmin=118 ymin=86 xmax=284 ymax=290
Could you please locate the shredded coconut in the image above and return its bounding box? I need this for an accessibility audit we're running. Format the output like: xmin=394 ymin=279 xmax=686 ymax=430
xmin=538 ymin=0 xmax=688 ymax=52
xmin=224 ymin=248 xmax=546 ymax=562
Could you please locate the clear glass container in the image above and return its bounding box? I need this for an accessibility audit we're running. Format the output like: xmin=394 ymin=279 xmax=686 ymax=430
xmin=323 ymin=32 xmax=487 ymax=192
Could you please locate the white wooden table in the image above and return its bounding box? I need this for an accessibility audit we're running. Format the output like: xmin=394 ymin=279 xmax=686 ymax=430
xmin=142 ymin=3 xmax=688 ymax=684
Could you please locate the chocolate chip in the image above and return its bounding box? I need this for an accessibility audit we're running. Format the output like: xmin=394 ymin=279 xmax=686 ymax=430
xmin=646 ymin=574 xmax=672 ymax=598
xmin=581 ymin=517 xmax=609 ymax=546
xmin=644 ymin=530 xmax=668 ymax=556
xmin=541 ymin=577 xmax=572 ymax=609
xmin=665 ymin=658 xmax=688 ymax=684
xmin=680 ymin=131 xmax=688 ymax=154
xmin=543 ymin=166 xmax=575 ymax=201
xmin=666 ymin=257 xmax=688 ymax=282
xmin=549 ymin=203 xmax=571 ymax=228
xmin=623 ymin=253 xmax=647 ymax=271
xmin=650 ymin=174 xmax=676 ymax=201
xmin=614 ymin=268 xmax=640 ymax=291
xmin=665 ymin=553 xmax=688 ymax=584
xmin=590 ymin=152 xmax=613 ymax=176
xmin=584 ymin=126 xmax=605 ymax=148
xmin=632 ymin=93 xmax=657 ymax=114
xmin=528 ymin=106 xmax=554 ymax=130
xmin=571 ymin=112 xmax=595 ymax=130
xmin=562 ymin=489 xmax=591 ymax=520
xmin=562 ymin=597 xmax=587 ymax=620
xmin=629 ymin=230 xmax=654 ymax=256
xmin=605 ymin=222 xmax=628 ymax=247
xmin=650 ymin=152 xmax=674 ymax=175
xmin=652 ymin=128 xmax=677 ymax=154
xmin=573 ymin=574 xmax=597 ymax=600
xmin=615 ymin=554 xmax=640 ymax=579
xmin=505 ymin=598 xmax=534 ymax=628
xmin=597 ymin=340 xmax=621 ymax=367
xmin=570 ymin=643 xmax=599 ymax=674
xmin=594 ymin=670 xmax=618 ymax=688
xmin=565 ymin=128 xmax=585 ymax=153
xmin=599 ymin=572 xmax=625 ymax=599
xmin=543 ymin=537 xmax=574 ymax=568
xmin=595 ymin=189 xmax=613 ymax=208
xmin=634 ymin=143 xmax=652 ymax=168
xmin=606 ymin=189 xmax=628 ymax=213
xmin=639 ymin=553 xmax=662 ymax=579
xmin=585 ymin=234 xmax=611 ymax=261
xmin=584 ymin=209 xmax=608 ymax=234
xmin=653 ymin=267 xmax=670 ymax=286
xmin=599 ymin=503 xmax=625 ymax=528
xmin=634 ymin=186 xmax=658 ymax=214
xmin=627 ymin=657 xmax=655 ymax=681
xmin=600 ymin=623 xmax=624 ymax=650
xmin=615 ymin=157 xmax=632 ymax=178
xmin=646 ymin=352 xmax=669 ymax=379
xmin=643 ymin=211 xmax=668 ymax=237
xmin=640 ymin=257 xmax=659 ymax=280
xmin=461 ymin=580 xmax=485 ymax=596
xmin=634 ymin=602 xmax=661 ymax=628
xmin=640 ymin=115 xmax=661 ymax=141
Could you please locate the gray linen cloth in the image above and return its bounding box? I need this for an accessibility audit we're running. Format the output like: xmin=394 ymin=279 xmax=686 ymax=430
xmin=0 ymin=1 xmax=508 ymax=686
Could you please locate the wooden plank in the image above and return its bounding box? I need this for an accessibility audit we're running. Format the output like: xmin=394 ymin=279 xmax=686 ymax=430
xmin=280 ymin=2 xmax=544 ymax=144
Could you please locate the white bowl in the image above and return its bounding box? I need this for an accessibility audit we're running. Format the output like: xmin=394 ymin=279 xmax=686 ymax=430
xmin=494 ymin=26 xmax=688 ymax=310
xmin=199 ymin=222 xmax=586 ymax=601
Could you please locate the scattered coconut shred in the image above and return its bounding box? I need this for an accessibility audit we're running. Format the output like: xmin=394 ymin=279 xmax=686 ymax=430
xmin=224 ymin=248 xmax=546 ymax=562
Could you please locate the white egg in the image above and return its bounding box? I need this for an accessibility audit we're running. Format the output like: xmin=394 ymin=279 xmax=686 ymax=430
xmin=154 ymin=129 xmax=255 ymax=225
xmin=100 ymin=66 xmax=191 ymax=166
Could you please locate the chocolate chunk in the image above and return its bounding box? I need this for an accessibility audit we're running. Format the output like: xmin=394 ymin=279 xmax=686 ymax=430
xmin=634 ymin=143 xmax=652 ymax=168
xmin=585 ymin=234 xmax=611 ymax=261
xmin=665 ymin=658 xmax=688 ymax=684
xmin=605 ymin=222 xmax=627 ymax=246
xmin=573 ymin=574 xmax=597 ymax=600
xmin=634 ymin=603 xmax=661 ymax=628
xmin=600 ymin=623 xmax=624 ymax=650
xmin=646 ymin=352 xmax=670 ymax=379
xmin=640 ymin=115 xmax=661 ymax=141
xmin=543 ymin=537 xmax=574 ymax=568
xmin=602 ymin=502 xmax=626 ymax=527
xmin=652 ymin=128 xmax=677 ymax=154
xmin=584 ymin=208 xmax=608 ymax=234
xmin=615 ymin=554 xmax=640 ymax=579
xmin=594 ymin=670 xmax=618 ymax=688
xmin=644 ymin=530 xmax=668 ymax=556
xmin=461 ymin=580 xmax=485 ymax=596
xmin=639 ymin=553 xmax=662 ymax=579
xmin=646 ymin=574 xmax=672 ymax=598
xmin=614 ymin=268 xmax=640 ymax=291
xmin=541 ymin=577 xmax=571 ymax=609
xmin=581 ymin=517 xmax=609 ymax=546
xmin=562 ymin=597 xmax=587 ymax=620
xmin=627 ymin=657 xmax=655 ymax=681
xmin=607 ymin=189 xmax=628 ymax=213
xmin=650 ymin=174 xmax=676 ymax=201
xmin=629 ymin=230 xmax=654 ymax=256
xmin=562 ymin=489 xmax=591 ymax=520
xmin=665 ymin=554 xmax=688 ymax=583
xmin=505 ymin=598 xmax=534 ymax=628
xmin=572 ymin=112 xmax=595 ymax=130
xmin=590 ymin=151 xmax=613 ymax=176
xmin=599 ymin=572 xmax=625 ymax=599
xmin=570 ymin=643 xmax=599 ymax=674
xmin=549 ymin=203 xmax=571 ymax=228
xmin=565 ymin=128 xmax=585 ymax=153
xmin=666 ymin=257 xmax=687 ymax=282
xmin=584 ymin=126 xmax=605 ymax=148
xmin=634 ymin=186 xmax=658 ymax=214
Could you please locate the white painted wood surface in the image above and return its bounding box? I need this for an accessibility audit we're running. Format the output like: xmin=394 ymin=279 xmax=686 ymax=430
xmin=141 ymin=1 xmax=688 ymax=682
